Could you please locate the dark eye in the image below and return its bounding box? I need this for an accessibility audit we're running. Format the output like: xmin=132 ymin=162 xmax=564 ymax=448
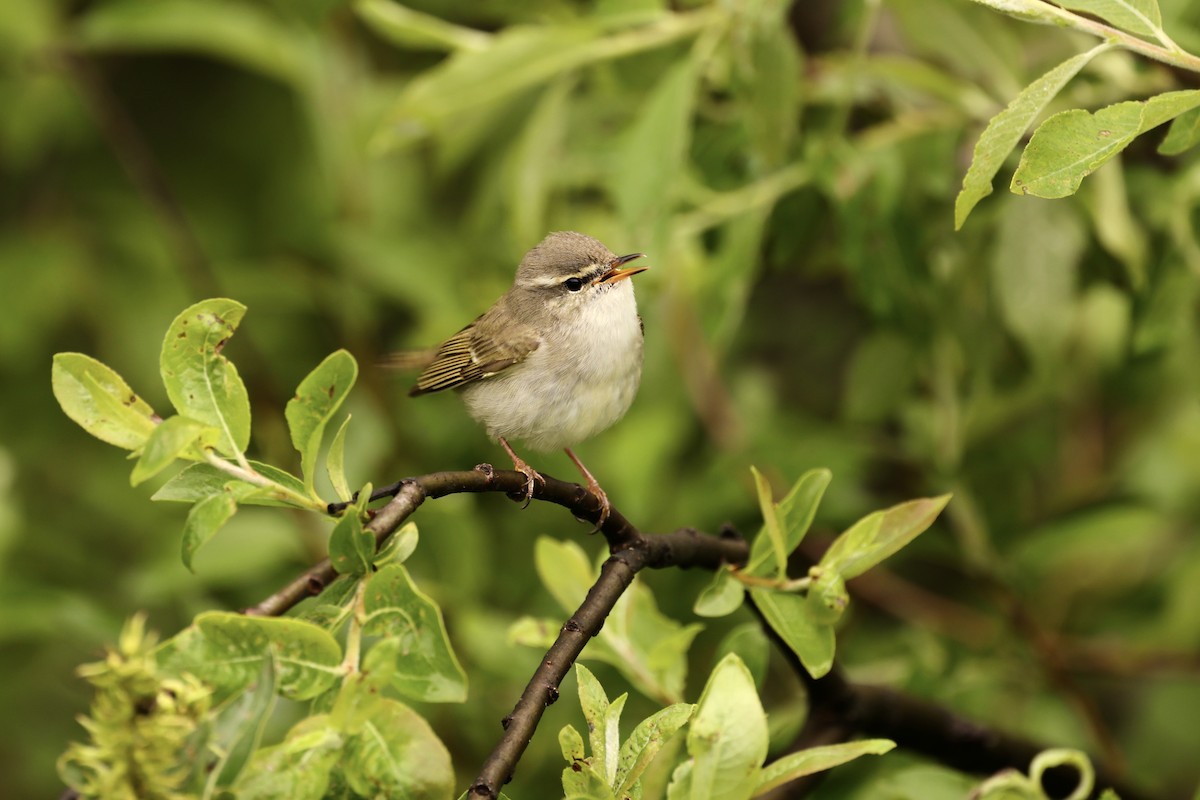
xmin=564 ymin=277 xmax=584 ymax=293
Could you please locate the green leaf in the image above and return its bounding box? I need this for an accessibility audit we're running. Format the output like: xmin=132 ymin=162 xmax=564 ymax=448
xmin=750 ymin=588 xmax=835 ymax=678
xmin=607 ymin=582 xmax=702 ymax=704
xmin=340 ymin=693 xmax=455 ymax=800
xmin=152 ymin=460 xmax=306 ymax=507
xmin=326 ymin=414 xmax=353 ymax=503
xmin=754 ymin=740 xmax=895 ymax=795
xmin=1012 ymin=90 xmax=1200 ymax=198
xmin=329 ymin=507 xmax=374 ymax=576
xmin=615 ymin=703 xmax=694 ymax=796
xmin=1085 ymin=157 xmax=1146 ymax=287
xmin=731 ymin=2 xmax=802 ymax=170
xmin=234 ymin=715 xmax=342 ymax=800
xmin=714 ymin=624 xmax=770 ymax=690
xmin=130 ymin=415 xmax=212 ymax=486
xmin=611 ymin=58 xmax=698 ymax=224
xmin=353 ymin=0 xmax=491 ymax=52
xmin=693 ymin=568 xmax=746 ymax=618
xmin=960 ymin=0 xmax=1075 ymax=24
xmin=77 ymin=0 xmax=313 ymax=87
xmin=751 ymin=466 xmax=787 ymax=580
xmin=180 ymin=489 xmax=240 ymax=571
xmin=361 ymin=563 xmax=467 ymax=702
xmin=1054 ymin=0 xmax=1162 ymax=36
xmin=374 ymin=521 xmax=419 ymax=567
xmin=576 ymin=664 xmax=625 ymax=785
xmin=209 ymin=660 xmax=278 ymax=789
xmin=160 ymin=612 xmax=343 ymax=701
xmin=507 ymin=76 xmax=573 ymax=247
xmin=820 ymin=494 xmax=951 ymax=580
xmin=686 ymin=653 xmax=768 ymax=800
xmin=374 ymin=23 xmax=596 ymax=149
xmin=285 ymin=349 xmax=358 ymax=496
xmin=535 ymin=536 xmax=595 ymax=613
xmin=991 ymin=197 xmax=1086 ymax=363
xmin=51 ymin=352 xmax=157 ymax=450
xmin=561 ymin=723 xmax=587 ymax=763
xmin=746 ymin=468 xmax=832 ymax=577
xmin=159 ymin=298 xmax=251 ymax=458
xmin=1158 ymin=106 xmax=1200 ymax=155
xmin=955 ymin=44 xmax=1111 ymax=229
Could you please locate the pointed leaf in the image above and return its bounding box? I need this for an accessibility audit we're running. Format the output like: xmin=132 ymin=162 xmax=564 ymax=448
xmin=130 ymin=415 xmax=213 ymax=486
xmin=374 ymin=23 xmax=596 ymax=149
xmin=746 ymin=468 xmax=831 ymax=577
xmin=576 ymin=664 xmax=614 ymax=781
xmin=686 ymin=653 xmax=768 ymax=800
xmin=353 ymin=0 xmax=491 ymax=52
xmin=1158 ymin=106 xmax=1200 ymax=155
xmin=285 ymin=349 xmax=357 ymax=495
xmin=1012 ymin=90 xmax=1200 ymax=198
xmin=750 ymin=588 xmax=835 ymax=678
xmin=751 ymin=466 xmax=787 ymax=580
xmin=535 ymin=536 xmax=595 ymax=613
xmin=52 ymin=352 xmax=156 ymax=450
xmin=159 ymin=298 xmax=251 ymax=458
xmin=820 ymin=494 xmax=951 ymax=580
xmin=326 ymin=413 xmax=353 ymax=503
xmin=955 ymin=44 xmax=1111 ymax=228
xmin=612 ymin=58 xmax=698 ymax=224
xmin=77 ymin=0 xmax=312 ymax=87
xmin=180 ymin=488 xmax=240 ymax=571
xmin=615 ymin=703 xmax=694 ymax=795
xmin=1054 ymin=0 xmax=1161 ymax=36
xmin=753 ymin=740 xmax=895 ymax=795
xmin=361 ymin=563 xmax=467 ymax=702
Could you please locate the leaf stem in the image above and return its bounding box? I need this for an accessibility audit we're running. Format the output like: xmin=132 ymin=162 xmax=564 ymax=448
xmin=1030 ymin=2 xmax=1200 ymax=72
xmin=203 ymin=451 xmax=326 ymax=512
xmin=730 ymin=567 xmax=812 ymax=593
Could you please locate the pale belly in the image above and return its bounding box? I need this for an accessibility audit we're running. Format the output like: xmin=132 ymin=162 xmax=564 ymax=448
xmin=461 ymin=285 xmax=643 ymax=452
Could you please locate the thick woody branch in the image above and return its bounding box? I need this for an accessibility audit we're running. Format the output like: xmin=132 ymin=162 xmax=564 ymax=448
xmin=246 ymin=465 xmax=641 ymax=617
xmin=468 ymin=527 xmax=748 ymax=800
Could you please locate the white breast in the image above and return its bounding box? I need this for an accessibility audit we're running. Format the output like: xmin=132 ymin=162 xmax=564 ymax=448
xmin=461 ymin=282 xmax=644 ymax=452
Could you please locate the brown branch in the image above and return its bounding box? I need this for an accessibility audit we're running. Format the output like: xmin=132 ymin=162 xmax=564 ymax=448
xmin=468 ymin=527 xmax=747 ymax=799
xmin=751 ymin=596 xmax=1166 ymax=800
xmin=246 ymin=465 xmax=643 ymax=617
xmin=247 ymin=467 xmax=1172 ymax=800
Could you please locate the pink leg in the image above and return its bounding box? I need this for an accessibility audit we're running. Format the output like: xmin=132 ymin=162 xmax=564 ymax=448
xmin=564 ymin=448 xmax=610 ymax=526
xmin=499 ymin=437 xmax=543 ymax=508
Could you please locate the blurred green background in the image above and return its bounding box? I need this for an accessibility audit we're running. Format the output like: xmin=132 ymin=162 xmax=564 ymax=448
xmin=4 ymin=0 xmax=1200 ymax=796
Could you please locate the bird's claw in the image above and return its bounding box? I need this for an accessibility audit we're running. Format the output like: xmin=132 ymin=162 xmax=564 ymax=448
xmin=514 ymin=462 xmax=545 ymax=508
xmin=587 ymin=480 xmax=610 ymax=530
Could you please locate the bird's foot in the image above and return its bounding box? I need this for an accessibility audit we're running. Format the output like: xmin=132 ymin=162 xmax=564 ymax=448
xmin=499 ymin=438 xmax=544 ymax=509
xmin=565 ymin=448 xmax=610 ymax=529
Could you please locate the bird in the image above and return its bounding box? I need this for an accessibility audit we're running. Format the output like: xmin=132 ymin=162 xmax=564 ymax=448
xmin=407 ymin=231 xmax=648 ymax=525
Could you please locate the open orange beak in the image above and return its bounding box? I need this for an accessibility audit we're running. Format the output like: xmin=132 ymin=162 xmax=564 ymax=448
xmin=598 ymin=252 xmax=648 ymax=284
